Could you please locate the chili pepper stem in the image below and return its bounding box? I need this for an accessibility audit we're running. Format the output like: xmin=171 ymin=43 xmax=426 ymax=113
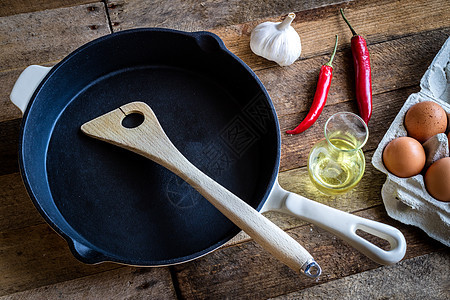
xmin=340 ymin=8 xmax=358 ymax=36
xmin=325 ymin=35 xmax=339 ymax=68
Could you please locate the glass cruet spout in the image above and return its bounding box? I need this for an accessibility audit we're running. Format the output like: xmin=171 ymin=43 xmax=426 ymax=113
xmin=307 ymin=112 xmax=369 ymax=195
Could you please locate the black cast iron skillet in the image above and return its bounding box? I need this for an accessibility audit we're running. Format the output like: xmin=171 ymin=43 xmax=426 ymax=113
xmin=10 ymin=28 xmax=406 ymax=271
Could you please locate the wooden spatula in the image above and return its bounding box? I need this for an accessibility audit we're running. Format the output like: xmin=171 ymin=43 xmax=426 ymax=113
xmin=81 ymin=101 xmax=321 ymax=278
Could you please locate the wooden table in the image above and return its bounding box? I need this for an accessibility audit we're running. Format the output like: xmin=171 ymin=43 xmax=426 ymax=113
xmin=0 ymin=0 xmax=448 ymax=298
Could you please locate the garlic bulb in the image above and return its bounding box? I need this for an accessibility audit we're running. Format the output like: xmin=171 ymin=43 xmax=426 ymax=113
xmin=250 ymin=13 xmax=301 ymax=66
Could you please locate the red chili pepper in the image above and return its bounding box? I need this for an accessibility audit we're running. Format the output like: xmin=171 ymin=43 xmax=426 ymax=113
xmin=286 ymin=35 xmax=339 ymax=135
xmin=340 ymin=9 xmax=372 ymax=124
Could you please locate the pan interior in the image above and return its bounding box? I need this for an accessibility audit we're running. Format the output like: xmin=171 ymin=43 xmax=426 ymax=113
xmin=22 ymin=29 xmax=280 ymax=265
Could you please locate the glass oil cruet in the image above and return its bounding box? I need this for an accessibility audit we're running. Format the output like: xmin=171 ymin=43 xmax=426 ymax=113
xmin=308 ymin=112 xmax=369 ymax=195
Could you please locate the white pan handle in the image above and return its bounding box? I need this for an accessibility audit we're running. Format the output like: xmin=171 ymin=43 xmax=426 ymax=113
xmin=10 ymin=65 xmax=52 ymax=114
xmin=265 ymin=183 xmax=406 ymax=265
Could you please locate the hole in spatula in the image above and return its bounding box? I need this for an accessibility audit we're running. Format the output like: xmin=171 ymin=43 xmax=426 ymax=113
xmin=122 ymin=112 xmax=145 ymax=128
xmin=356 ymin=229 xmax=391 ymax=251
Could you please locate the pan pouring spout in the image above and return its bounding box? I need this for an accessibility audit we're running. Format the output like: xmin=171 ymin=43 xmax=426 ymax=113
xmin=81 ymin=101 xmax=321 ymax=279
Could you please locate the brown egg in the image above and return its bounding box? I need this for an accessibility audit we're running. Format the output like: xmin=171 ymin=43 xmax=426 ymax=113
xmin=383 ymin=137 xmax=426 ymax=178
xmin=425 ymin=157 xmax=450 ymax=202
xmin=404 ymin=101 xmax=447 ymax=143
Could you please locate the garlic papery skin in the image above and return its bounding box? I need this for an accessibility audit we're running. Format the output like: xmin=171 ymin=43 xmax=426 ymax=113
xmin=250 ymin=13 xmax=301 ymax=66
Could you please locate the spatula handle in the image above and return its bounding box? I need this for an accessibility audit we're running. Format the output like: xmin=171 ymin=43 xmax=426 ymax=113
xmin=81 ymin=102 xmax=320 ymax=278
xmin=172 ymin=153 xmax=319 ymax=277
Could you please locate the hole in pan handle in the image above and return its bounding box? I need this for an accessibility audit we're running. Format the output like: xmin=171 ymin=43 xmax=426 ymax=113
xmin=81 ymin=101 xmax=322 ymax=278
xmin=264 ymin=183 xmax=407 ymax=265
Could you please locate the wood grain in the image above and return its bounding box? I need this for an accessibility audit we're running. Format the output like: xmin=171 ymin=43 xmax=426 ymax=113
xmin=0 ymin=4 xmax=447 ymax=124
xmin=0 ymin=0 xmax=448 ymax=298
xmin=0 ymin=69 xmax=24 ymax=121
xmin=258 ymin=28 xmax=449 ymax=118
xmin=0 ymin=147 xmax=399 ymax=295
xmin=0 ymin=224 xmax=120 ymax=296
xmin=0 ymin=0 xmax=99 ymax=17
xmin=0 ymin=3 xmax=110 ymax=71
xmin=0 ymin=267 xmax=177 ymax=300
xmin=211 ymin=0 xmax=450 ymax=71
xmin=172 ymin=205 xmax=445 ymax=299
xmin=272 ymin=251 xmax=450 ymax=299
xmin=0 ymin=173 xmax=43 ymax=232
xmin=106 ymin=0 xmax=351 ymax=32
xmin=0 ymin=205 xmax=443 ymax=298
xmin=279 ymin=86 xmax=418 ymax=172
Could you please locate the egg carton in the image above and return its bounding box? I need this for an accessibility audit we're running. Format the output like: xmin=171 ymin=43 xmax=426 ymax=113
xmin=372 ymin=37 xmax=450 ymax=247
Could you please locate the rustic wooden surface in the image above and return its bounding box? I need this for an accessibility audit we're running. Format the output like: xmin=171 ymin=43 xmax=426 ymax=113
xmin=0 ymin=0 xmax=449 ymax=298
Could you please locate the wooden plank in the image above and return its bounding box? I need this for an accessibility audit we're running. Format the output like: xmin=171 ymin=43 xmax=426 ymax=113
xmin=0 ymin=172 xmax=442 ymax=297
xmin=0 ymin=224 xmax=120 ymax=296
xmin=0 ymin=2 xmax=446 ymax=298
xmin=0 ymin=69 xmax=24 ymax=121
xmin=0 ymin=150 xmax=397 ymax=295
xmin=0 ymin=7 xmax=447 ymax=124
xmin=0 ymin=39 xmax=441 ymax=297
xmin=0 ymin=0 xmax=98 ymax=17
xmin=0 ymin=3 xmax=110 ymax=71
xmin=172 ymin=205 xmax=445 ymax=299
xmin=279 ymin=86 xmax=417 ymax=172
xmin=277 ymin=22 xmax=445 ymax=173
xmin=0 ymin=1 xmax=446 ymax=299
xmin=0 ymin=119 xmax=20 ymax=176
xmin=105 ymin=0 xmax=449 ymax=73
xmin=0 ymin=173 xmax=44 ymax=232
xmin=258 ymin=28 xmax=449 ymax=118
xmin=0 ymin=267 xmax=177 ymax=300
xmin=0 ymin=171 xmax=174 ymax=296
xmin=106 ymin=0 xmax=351 ymax=32
xmin=272 ymin=251 xmax=450 ymax=299
xmin=0 ymin=0 xmax=446 ymax=123
xmin=211 ymin=0 xmax=450 ymax=71
xmin=0 ymin=25 xmax=446 ymax=126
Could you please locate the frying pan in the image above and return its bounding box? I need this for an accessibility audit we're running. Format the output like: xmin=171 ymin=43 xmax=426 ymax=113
xmin=10 ymin=28 xmax=406 ymax=272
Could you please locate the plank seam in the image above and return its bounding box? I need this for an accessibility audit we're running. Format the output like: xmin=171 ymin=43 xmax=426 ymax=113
xmin=169 ymin=266 xmax=184 ymax=300
xmin=101 ymin=0 xmax=114 ymax=33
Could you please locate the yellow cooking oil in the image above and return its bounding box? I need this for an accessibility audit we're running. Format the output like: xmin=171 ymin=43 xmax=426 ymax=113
xmin=308 ymin=136 xmax=365 ymax=195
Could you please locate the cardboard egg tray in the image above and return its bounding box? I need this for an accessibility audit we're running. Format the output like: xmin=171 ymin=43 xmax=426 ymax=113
xmin=372 ymin=37 xmax=450 ymax=246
